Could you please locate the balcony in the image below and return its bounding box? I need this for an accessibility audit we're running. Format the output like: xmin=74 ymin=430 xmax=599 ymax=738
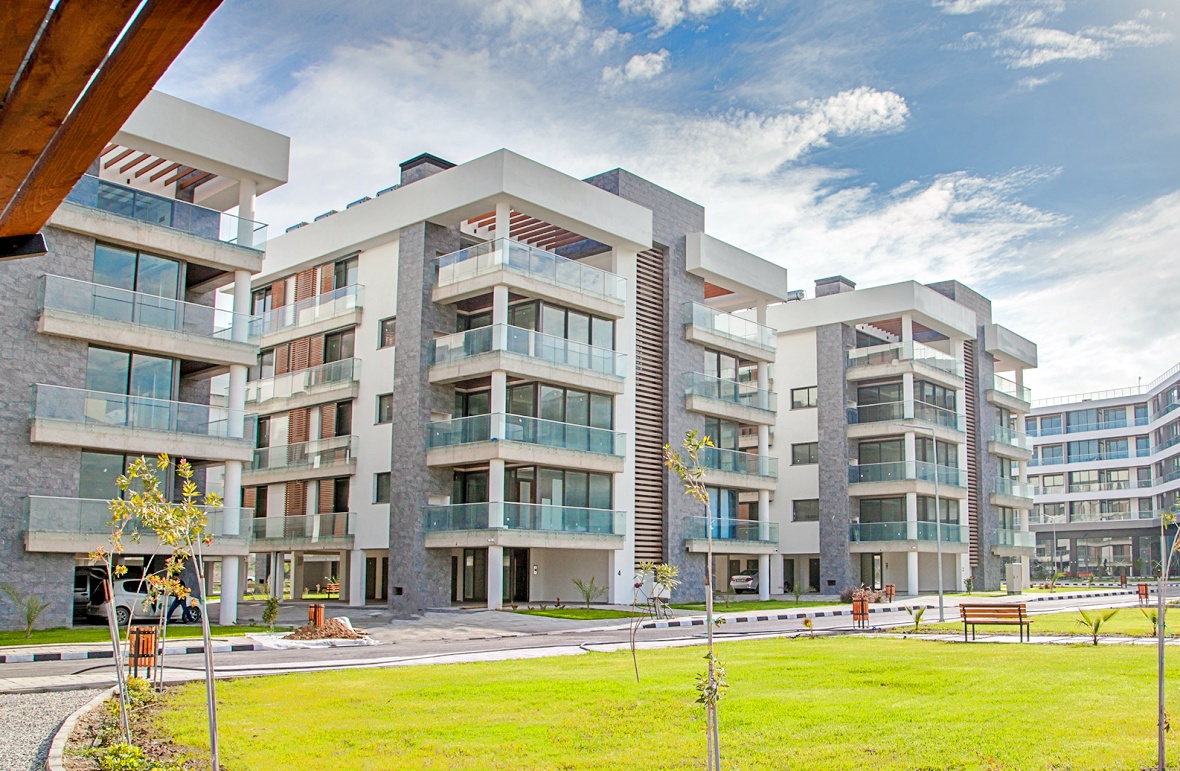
xmin=990 ymin=477 xmax=1035 ymax=509
xmin=30 ymin=384 xmax=254 ymax=462
xmin=989 ymin=425 xmax=1034 ymax=460
xmin=244 ymin=358 xmax=360 ymax=414
xmin=423 ymin=502 xmax=625 ymax=549
xmin=433 ymin=239 xmax=626 ymax=317
xmin=846 ymin=341 xmax=963 ymax=386
xmin=429 ymin=324 xmax=626 ymax=393
xmin=697 ymin=446 xmax=777 ymax=491
xmin=426 ymin=413 xmax=625 ymax=473
xmin=24 ymin=496 xmax=251 ymax=556
xmin=244 ymin=435 xmax=358 ymax=485
xmin=987 ymin=374 xmax=1032 ymax=412
xmin=684 ymin=373 xmax=776 ymax=426
xmin=846 ymin=399 xmax=965 ymax=440
xmin=683 ymin=515 xmax=778 ymax=554
xmin=37 ymin=274 xmax=258 ymax=367
xmin=991 ymin=528 xmax=1036 ymax=556
xmin=683 ymin=302 xmax=776 ymax=362
xmin=250 ymin=512 xmax=355 ymax=550
xmin=848 ymin=521 xmax=969 ymax=552
xmin=253 ymin=285 xmax=363 ymax=346
xmin=847 ymin=461 xmax=968 ymax=498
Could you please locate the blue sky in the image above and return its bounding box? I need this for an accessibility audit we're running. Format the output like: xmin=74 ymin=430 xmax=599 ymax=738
xmin=159 ymin=0 xmax=1180 ymax=397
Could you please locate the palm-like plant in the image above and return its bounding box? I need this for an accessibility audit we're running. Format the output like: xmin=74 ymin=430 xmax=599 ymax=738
xmin=905 ymin=605 xmax=926 ymax=633
xmin=572 ymin=577 xmax=607 ymax=610
xmin=1076 ymin=608 xmax=1119 ymax=646
xmin=1 ymin=585 xmax=51 ymax=639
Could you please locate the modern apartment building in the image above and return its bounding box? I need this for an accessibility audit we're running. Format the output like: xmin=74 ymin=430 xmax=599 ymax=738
xmin=0 ymin=91 xmax=289 ymax=630
xmin=764 ymin=277 xmax=1038 ymax=594
xmin=246 ymin=150 xmax=793 ymax=611
xmin=1028 ymin=362 xmax=1180 ymax=578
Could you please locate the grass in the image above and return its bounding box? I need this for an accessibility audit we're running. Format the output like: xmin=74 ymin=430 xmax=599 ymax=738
xmin=0 ymin=624 xmax=287 ymax=648
xmin=922 ymin=607 xmax=1169 ymax=638
xmin=514 ymin=608 xmax=643 ymax=620
xmin=159 ymin=636 xmax=1180 ymax=770
xmin=669 ymin=599 xmax=839 ymax=612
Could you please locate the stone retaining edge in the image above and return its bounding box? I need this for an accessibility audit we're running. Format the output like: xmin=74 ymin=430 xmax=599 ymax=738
xmin=44 ymin=686 xmax=116 ymax=771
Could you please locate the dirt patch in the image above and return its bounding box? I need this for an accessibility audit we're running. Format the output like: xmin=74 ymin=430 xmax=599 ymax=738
xmin=284 ymin=617 xmax=367 ymax=641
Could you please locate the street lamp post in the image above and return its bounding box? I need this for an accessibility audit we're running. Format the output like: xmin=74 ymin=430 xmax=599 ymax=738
xmin=900 ymin=422 xmax=945 ymax=623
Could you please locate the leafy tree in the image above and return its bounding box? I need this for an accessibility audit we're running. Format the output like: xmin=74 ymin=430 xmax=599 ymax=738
xmin=263 ymin=596 xmax=281 ymax=632
xmin=1 ymin=585 xmax=51 ymax=639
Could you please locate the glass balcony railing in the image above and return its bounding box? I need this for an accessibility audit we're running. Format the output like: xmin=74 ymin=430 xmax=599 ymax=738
xmin=1029 ymin=455 xmax=1063 ymax=468
xmin=249 ymin=435 xmax=356 ymax=474
xmin=31 ymin=384 xmax=254 ymax=442
xmin=39 ymin=275 xmax=257 ymax=343
xmin=65 ymin=174 xmax=267 ymax=249
xmin=991 ymin=529 xmax=1036 ymax=549
xmin=685 ymin=373 xmax=776 ymax=412
xmin=849 ymin=521 xmax=968 ymax=543
xmin=1065 ymin=419 xmax=1130 ymax=434
xmin=991 ymin=374 xmax=1032 ymax=403
xmin=426 ymin=413 xmax=625 ymax=456
xmin=848 ymin=461 xmax=967 ymax=487
xmin=991 ymin=425 xmax=1033 ymax=452
xmin=244 ymin=359 xmax=360 ymax=406
xmin=847 ymin=400 xmax=965 ymax=431
xmin=430 ymin=324 xmax=626 ymax=378
xmin=846 ymin=341 xmax=963 ymax=378
xmin=699 ymin=446 xmax=777 ymax=478
xmin=1065 ymin=449 xmax=1130 ymax=464
xmin=684 ymin=515 xmax=778 ymax=543
xmin=252 ymin=285 xmax=363 ymax=338
xmin=423 ymin=502 xmax=626 ymax=535
xmin=434 ymin=238 xmax=625 ymax=303
xmin=684 ymin=302 xmax=776 ymax=352
xmin=993 ymin=478 xmax=1035 ymax=499
xmin=250 ymin=513 xmax=355 ymax=545
xmin=26 ymin=496 xmax=252 ymax=540
xmin=1067 ymin=509 xmax=1136 ymax=524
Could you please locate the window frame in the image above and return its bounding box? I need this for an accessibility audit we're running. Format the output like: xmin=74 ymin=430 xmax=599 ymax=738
xmin=791 ymin=442 xmax=819 ymax=465
xmin=790 ymin=386 xmax=817 ymax=409
xmin=376 ymin=393 xmax=394 ymax=424
xmin=378 ymin=316 xmax=396 ymax=349
xmin=374 ymin=472 xmax=391 ymax=504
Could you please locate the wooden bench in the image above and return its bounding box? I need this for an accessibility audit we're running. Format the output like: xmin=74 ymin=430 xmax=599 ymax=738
xmin=325 ymin=582 xmax=340 ymax=599
xmin=959 ymin=603 xmax=1031 ymax=642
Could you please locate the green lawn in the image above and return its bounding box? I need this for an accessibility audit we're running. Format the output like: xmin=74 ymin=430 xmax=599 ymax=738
xmin=921 ymin=607 xmax=1167 ymax=638
xmin=0 ymin=624 xmax=286 ymax=648
xmin=515 ymin=608 xmax=643 ymax=621
xmin=159 ymin=636 xmax=1180 ymax=770
xmin=670 ymin=599 xmax=839 ymax=612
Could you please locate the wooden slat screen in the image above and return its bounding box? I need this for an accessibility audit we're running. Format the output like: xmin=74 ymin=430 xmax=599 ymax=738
xmin=633 ymin=248 xmax=667 ymax=563
xmin=293 ymin=268 xmax=316 ymax=302
xmin=285 ymin=480 xmax=306 ymax=517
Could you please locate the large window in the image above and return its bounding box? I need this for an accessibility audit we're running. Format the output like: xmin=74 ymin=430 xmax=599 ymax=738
xmin=93 ymin=243 xmax=180 ymax=321
xmin=251 ymin=348 xmax=276 ymax=382
xmin=857 ymin=382 xmax=902 ymax=407
xmin=791 ymin=442 xmax=819 ymax=465
xmin=251 ymin=287 xmax=272 ymax=316
xmin=254 ymin=485 xmax=268 ymax=518
xmin=331 ymin=477 xmax=350 ymax=512
xmin=1039 ymin=444 xmax=1064 ymax=465
xmin=86 ymin=346 xmax=174 ymax=401
xmin=459 ymin=300 xmax=615 ymax=351
xmin=1038 ymin=415 xmax=1063 ymax=436
xmin=374 ymin=472 xmax=391 ymax=504
xmin=324 ymin=328 xmax=355 ymax=363
xmin=509 ymin=383 xmax=613 ymax=429
xmin=858 ymin=497 xmax=905 ymax=523
xmin=917 ymin=496 xmax=959 ymax=523
xmin=80 ymin=451 xmax=126 ymax=499
xmin=916 ymin=437 xmax=957 ymax=467
xmin=506 ymin=466 xmax=613 ymax=510
xmin=858 ymin=439 xmax=904 ymax=465
xmin=704 ymin=417 xmax=740 ymax=450
xmin=915 ymin=380 xmax=955 ymax=411
xmin=333 ymin=255 xmax=358 ymax=289
xmin=333 ymin=401 xmax=352 ymax=436
xmin=379 ymin=317 xmax=396 ymax=348
xmin=793 ymin=499 xmax=819 ymax=522
xmin=376 ymin=393 xmax=393 ymax=424
xmin=790 ymin=386 xmax=817 ymax=409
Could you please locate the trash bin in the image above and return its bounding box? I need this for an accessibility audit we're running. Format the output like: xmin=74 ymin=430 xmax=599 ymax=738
xmin=127 ymin=625 xmax=158 ymax=678
xmin=309 ymin=603 xmax=325 ymax=628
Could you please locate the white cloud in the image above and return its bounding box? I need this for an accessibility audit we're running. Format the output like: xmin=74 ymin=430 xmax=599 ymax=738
xmin=603 ymin=49 xmax=671 ymax=83
xmin=619 ymin=0 xmax=758 ymax=34
xmin=1012 ymin=73 xmax=1060 ymax=92
xmin=478 ymin=0 xmax=585 ymax=36
xmin=593 ymin=27 xmax=631 ymax=53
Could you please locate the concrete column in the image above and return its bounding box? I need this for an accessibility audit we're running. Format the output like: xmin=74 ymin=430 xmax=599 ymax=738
xmin=204 ymin=561 xmax=215 ymax=596
xmin=904 ymin=430 xmax=917 ymax=479
xmin=487 ymin=545 xmax=504 ymax=610
xmin=350 ymin=550 xmax=366 ymax=607
xmin=220 ymin=267 xmax=252 ymax=625
xmin=906 ymin=551 xmax=919 ymax=596
xmin=337 ymin=550 xmax=350 ymax=603
xmin=757 ymin=554 xmax=771 ymax=600
xmin=291 ymin=553 xmax=305 ymax=601
xmin=309 ymin=406 xmax=322 ymax=442
xmin=236 ymin=178 xmax=258 ymax=248
xmin=905 ymin=492 xmax=919 ymax=540
xmin=769 ymin=554 xmax=784 ymax=595
xmin=901 ymin=314 xmax=913 ymax=344
xmin=239 ymin=558 xmax=249 ymax=600
xmin=958 ymin=552 xmax=971 ymax=590
xmin=609 ymin=245 xmax=638 ymax=606
xmin=494 ymin=201 xmax=511 ymax=242
xmin=270 ymin=552 xmax=284 ymax=599
xmin=902 ymin=372 xmax=915 ymax=419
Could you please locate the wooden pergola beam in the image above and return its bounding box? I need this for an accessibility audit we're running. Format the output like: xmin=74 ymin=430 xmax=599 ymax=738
xmin=103 ymin=148 xmax=136 ymax=169
xmin=0 ymin=0 xmax=225 ymax=238
xmin=0 ymin=1 xmax=53 ymax=101
xmin=119 ymin=152 xmax=153 ymax=174
xmin=134 ymin=158 xmax=166 ymax=178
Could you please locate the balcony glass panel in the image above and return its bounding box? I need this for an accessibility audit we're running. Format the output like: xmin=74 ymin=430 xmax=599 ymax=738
xmin=991 ymin=425 xmax=1034 ymax=452
xmin=683 ymin=302 xmax=775 ymax=351
xmin=65 ymin=174 xmax=267 ymax=249
xmin=250 ymin=513 xmax=354 ymax=544
xmin=40 ymin=275 xmax=257 ymax=342
xmin=991 ymin=529 xmax=1036 ymax=549
xmin=685 ymin=372 xmax=776 ymax=411
xmin=244 ymin=359 xmax=360 ymax=406
xmin=250 ymin=435 xmax=356 ymax=473
xmin=846 ymin=400 xmax=965 ymax=431
xmin=426 ymin=413 xmax=625 ymax=456
xmin=26 ymin=496 xmax=251 ymax=540
xmin=848 ymin=461 xmax=966 ymax=487
xmin=434 ymin=239 xmax=625 ymax=303
xmin=503 ymin=503 xmax=625 ymax=535
xmin=424 ymin=503 xmax=489 ymax=531
xmin=32 ymin=384 xmax=254 ymax=441
xmin=849 ymin=521 xmax=967 ymax=543
xmin=683 ymin=515 xmax=777 ymax=542
xmin=993 ymin=478 xmax=1035 ymax=498
xmin=430 ymin=324 xmax=626 ymax=378
xmin=253 ymin=285 xmax=363 ymax=337
xmin=846 ymin=341 xmax=963 ymax=378
xmin=699 ymin=446 xmax=777 ymax=478
xmin=991 ymin=374 xmax=1032 ymax=403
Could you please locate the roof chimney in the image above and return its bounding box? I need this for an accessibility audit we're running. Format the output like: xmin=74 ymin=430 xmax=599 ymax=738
xmin=815 ymin=276 xmax=856 ymax=297
xmin=399 ymin=153 xmax=455 ymax=186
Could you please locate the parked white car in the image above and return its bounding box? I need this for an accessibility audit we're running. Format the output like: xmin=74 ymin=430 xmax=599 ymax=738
xmin=86 ymin=578 xmax=158 ymax=626
xmin=729 ymin=569 xmax=759 ymax=594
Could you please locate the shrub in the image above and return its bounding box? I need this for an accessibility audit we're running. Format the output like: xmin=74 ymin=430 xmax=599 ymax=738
xmin=841 ymin=585 xmax=882 ymax=603
xmin=262 ymin=596 xmax=280 ymax=631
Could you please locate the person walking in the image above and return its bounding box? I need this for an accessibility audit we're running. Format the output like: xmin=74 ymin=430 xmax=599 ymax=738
xmin=166 ymin=579 xmax=189 ymax=624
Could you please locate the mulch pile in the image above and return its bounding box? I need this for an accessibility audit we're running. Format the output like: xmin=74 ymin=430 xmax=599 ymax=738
xmin=284 ymin=617 xmax=367 ymax=641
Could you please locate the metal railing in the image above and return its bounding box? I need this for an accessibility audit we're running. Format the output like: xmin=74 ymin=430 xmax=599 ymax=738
xmin=684 ymin=302 xmax=776 ymax=351
xmin=699 ymin=446 xmax=777 ymax=478
xmin=991 ymin=529 xmax=1036 ymax=549
xmin=249 ymin=435 xmax=356 ymax=473
xmin=846 ymin=341 xmax=963 ymax=378
xmin=253 ymin=285 xmax=363 ymax=337
xmin=244 ymin=358 xmax=360 ymax=406
xmin=39 ymin=275 xmax=257 ymax=342
xmin=65 ymin=174 xmax=267 ymax=249
xmin=434 ymin=238 xmax=625 ymax=303
xmin=991 ymin=373 xmax=1032 ymax=403
xmin=849 ymin=521 xmax=968 ymax=543
xmin=847 ymin=400 xmax=965 ymax=431
xmin=685 ymin=372 xmax=776 ymax=412
xmin=249 ymin=512 xmax=355 ymax=545
xmin=848 ymin=461 xmax=967 ymax=487
xmin=991 ymin=425 xmax=1033 ymax=451
xmin=26 ymin=496 xmax=251 ymax=540
xmin=430 ymin=324 xmax=626 ymax=378
xmin=683 ymin=515 xmax=778 ymax=542
xmin=31 ymin=384 xmax=254 ymax=441
xmin=425 ymin=413 xmax=625 ymax=456
xmin=993 ymin=478 xmax=1035 ymax=499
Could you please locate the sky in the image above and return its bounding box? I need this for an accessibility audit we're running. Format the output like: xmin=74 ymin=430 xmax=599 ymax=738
xmin=157 ymin=0 xmax=1180 ymax=398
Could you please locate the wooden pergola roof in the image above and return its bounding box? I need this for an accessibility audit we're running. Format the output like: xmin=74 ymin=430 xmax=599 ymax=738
xmin=0 ymin=0 xmax=223 ymax=260
xmin=98 ymin=143 xmax=219 ymax=192
xmin=465 ymin=210 xmax=589 ymax=251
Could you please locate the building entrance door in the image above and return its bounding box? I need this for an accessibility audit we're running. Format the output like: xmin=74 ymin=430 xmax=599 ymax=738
xmin=808 ymin=558 xmax=821 ymax=592
xmin=504 ymin=548 xmax=529 ymax=603
xmin=859 ymin=553 xmax=883 ymax=590
xmin=462 ymin=548 xmax=487 ymax=602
